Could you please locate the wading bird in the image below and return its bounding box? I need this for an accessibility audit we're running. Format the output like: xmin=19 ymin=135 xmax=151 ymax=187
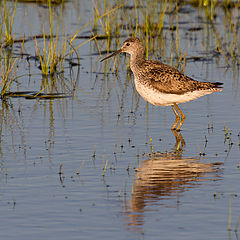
xmin=101 ymin=37 xmax=223 ymax=130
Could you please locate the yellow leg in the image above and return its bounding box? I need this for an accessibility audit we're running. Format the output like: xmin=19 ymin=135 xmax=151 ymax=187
xmin=172 ymin=129 xmax=186 ymax=149
xmin=174 ymin=103 xmax=185 ymax=131
xmin=171 ymin=105 xmax=180 ymax=130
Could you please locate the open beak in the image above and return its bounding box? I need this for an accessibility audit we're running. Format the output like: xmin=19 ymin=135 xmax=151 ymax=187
xmin=100 ymin=49 xmax=122 ymax=62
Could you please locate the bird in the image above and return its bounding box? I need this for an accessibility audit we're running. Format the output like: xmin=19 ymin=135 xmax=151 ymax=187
xmin=100 ymin=37 xmax=223 ymax=131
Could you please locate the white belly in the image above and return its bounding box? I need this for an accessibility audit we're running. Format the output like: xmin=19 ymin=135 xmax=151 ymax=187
xmin=135 ymin=81 xmax=217 ymax=106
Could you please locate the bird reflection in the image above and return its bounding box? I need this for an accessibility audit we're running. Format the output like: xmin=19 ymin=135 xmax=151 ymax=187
xmin=172 ymin=129 xmax=185 ymax=149
xmin=122 ymin=131 xmax=222 ymax=232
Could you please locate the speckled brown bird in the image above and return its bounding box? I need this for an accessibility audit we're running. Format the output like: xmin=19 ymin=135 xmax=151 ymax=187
xmin=101 ymin=37 xmax=223 ymax=131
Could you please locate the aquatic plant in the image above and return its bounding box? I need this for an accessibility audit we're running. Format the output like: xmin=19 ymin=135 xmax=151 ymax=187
xmin=18 ymin=0 xmax=65 ymax=4
xmin=34 ymin=0 xmax=120 ymax=76
xmin=76 ymin=160 xmax=86 ymax=175
xmin=0 ymin=49 xmax=18 ymax=98
xmin=1 ymin=0 xmax=17 ymax=46
xmin=34 ymin=1 xmax=68 ymax=76
xmin=92 ymin=0 xmax=123 ymax=37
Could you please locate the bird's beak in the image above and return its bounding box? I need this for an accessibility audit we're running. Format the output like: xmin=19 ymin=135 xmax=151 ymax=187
xmin=100 ymin=49 xmax=122 ymax=62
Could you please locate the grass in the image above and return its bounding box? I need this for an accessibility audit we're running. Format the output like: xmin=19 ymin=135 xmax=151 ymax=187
xmin=33 ymin=0 xmax=121 ymax=77
xmin=34 ymin=1 xmax=68 ymax=76
xmin=0 ymin=0 xmax=124 ymax=98
xmin=76 ymin=160 xmax=86 ymax=175
xmin=0 ymin=1 xmax=240 ymax=237
xmin=0 ymin=0 xmax=239 ymax=100
xmin=0 ymin=48 xmax=18 ymax=98
xmin=228 ymin=189 xmax=232 ymax=231
xmin=92 ymin=0 xmax=124 ymax=37
xmin=224 ymin=123 xmax=233 ymax=146
xmin=96 ymin=0 xmax=240 ymax=123
xmin=99 ymin=0 xmax=240 ymax=69
xmin=1 ymin=0 xmax=17 ymax=46
xmin=102 ymin=155 xmax=109 ymax=177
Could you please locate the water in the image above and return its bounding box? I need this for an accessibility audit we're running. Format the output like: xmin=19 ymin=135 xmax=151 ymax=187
xmin=1 ymin=1 xmax=240 ymax=239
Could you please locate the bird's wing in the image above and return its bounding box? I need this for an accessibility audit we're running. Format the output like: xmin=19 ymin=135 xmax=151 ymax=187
xmin=142 ymin=61 xmax=222 ymax=94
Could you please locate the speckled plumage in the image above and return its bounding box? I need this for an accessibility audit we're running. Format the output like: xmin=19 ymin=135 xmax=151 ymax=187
xmin=133 ymin=59 xmax=222 ymax=95
xmin=101 ymin=37 xmax=223 ymax=130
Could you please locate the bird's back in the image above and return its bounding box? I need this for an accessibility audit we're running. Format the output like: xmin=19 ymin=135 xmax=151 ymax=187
xmin=132 ymin=59 xmax=223 ymax=95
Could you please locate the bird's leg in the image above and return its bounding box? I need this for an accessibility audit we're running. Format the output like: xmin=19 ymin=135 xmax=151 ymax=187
xmin=174 ymin=103 xmax=186 ymax=131
xmin=172 ymin=129 xmax=186 ymax=149
xmin=171 ymin=105 xmax=180 ymax=130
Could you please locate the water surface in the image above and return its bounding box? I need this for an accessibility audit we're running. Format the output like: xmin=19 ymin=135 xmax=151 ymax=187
xmin=1 ymin=1 xmax=240 ymax=240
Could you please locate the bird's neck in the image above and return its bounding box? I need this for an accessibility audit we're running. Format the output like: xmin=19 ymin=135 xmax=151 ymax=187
xmin=129 ymin=50 xmax=145 ymax=72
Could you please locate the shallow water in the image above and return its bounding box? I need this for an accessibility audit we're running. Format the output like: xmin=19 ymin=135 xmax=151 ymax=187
xmin=1 ymin=1 xmax=240 ymax=240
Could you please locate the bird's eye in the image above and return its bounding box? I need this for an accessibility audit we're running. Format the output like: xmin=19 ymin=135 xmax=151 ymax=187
xmin=126 ymin=43 xmax=130 ymax=46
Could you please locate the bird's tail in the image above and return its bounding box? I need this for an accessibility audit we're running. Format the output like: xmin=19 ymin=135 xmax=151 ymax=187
xmin=211 ymin=82 xmax=223 ymax=91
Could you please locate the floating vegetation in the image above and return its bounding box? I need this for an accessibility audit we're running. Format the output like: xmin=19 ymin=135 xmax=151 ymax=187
xmin=3 ymin=91 xmax=71 ymax=99
xmin=17 ymin=0 xmax=66 ymax=4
